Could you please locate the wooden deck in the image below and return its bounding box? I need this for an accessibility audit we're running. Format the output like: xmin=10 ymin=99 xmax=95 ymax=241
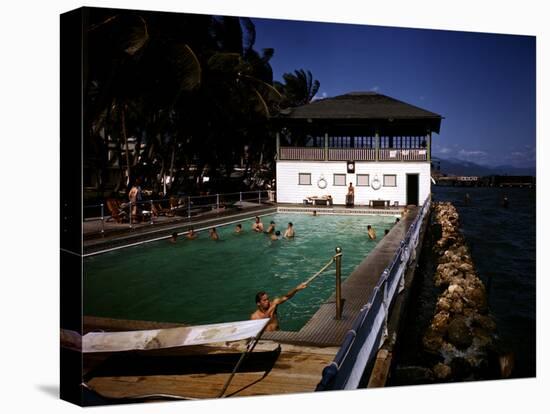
xmin=82 ymin=318 xmax=339 ymax=401
xmin=85 ymin=342 xmax=337 ymax=400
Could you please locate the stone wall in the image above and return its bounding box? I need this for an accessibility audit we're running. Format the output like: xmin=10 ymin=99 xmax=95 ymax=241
xmin=421 ymin=202 xmax=505 ymax=381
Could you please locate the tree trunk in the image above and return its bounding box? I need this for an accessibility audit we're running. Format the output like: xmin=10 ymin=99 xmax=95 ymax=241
xmin=121 ymin=104 xmax=131 ymax=186
xmin=168 ymin=142 xmax=176 ymax=192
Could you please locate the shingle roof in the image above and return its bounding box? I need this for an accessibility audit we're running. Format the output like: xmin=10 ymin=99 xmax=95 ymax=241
xmin=281 ymin=92 xmax=443 ymax=121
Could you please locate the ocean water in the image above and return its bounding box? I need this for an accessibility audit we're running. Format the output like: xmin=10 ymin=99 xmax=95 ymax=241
xmin=397 ymin=186 xmax=536 ymax=379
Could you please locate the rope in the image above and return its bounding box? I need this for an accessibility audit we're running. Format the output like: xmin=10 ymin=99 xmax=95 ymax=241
xmin=303 ymin=253 xmax=340 ymax=286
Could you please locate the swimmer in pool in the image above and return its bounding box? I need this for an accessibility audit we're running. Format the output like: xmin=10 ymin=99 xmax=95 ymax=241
xmin=266 ymin=221 xmax=276 ymax=234
xmin=270 ymin=230 xmax=281 ymax=241
xmin=252 ymin=216 xmax=264 ymax=232
xmin=209 ymin=227 xmax=219 ymax=240
xmin=235 ymin=224 xmax=243 ymax=234
xmin=250 ymin=283 xmax=308 ymax=331
xmin=169 ymin=232 xmax=178 ymax=243
xmin=367 ymin=225 xmax=377 ymax=240
xmin=284 ymin=222 xmax=295 ymax=238
xmin=186 ymin=228 xmax=198 ymax=240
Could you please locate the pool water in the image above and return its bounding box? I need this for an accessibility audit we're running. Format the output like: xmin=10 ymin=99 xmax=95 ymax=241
xmin=84 ymin=213 xmax=396 ymax=331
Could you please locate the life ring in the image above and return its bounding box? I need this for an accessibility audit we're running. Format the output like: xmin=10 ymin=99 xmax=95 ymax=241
xmin=317 ymin=176 xmax=327 ymax=189
xmin=372 ymin=177 xmax=381 ymax=190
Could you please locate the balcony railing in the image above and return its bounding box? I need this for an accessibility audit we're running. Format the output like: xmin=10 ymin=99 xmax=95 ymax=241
xmin=279 ymin=147 xmax=428 ymax=162
xmin=279 ymin=147 xmax=325 ymax=160
xmin=378 ymin=148 xmax=428 ymax=161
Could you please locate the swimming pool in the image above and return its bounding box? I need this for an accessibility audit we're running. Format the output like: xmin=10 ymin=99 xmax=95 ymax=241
xmin=84 ymin=213 xmax=396 ymax=331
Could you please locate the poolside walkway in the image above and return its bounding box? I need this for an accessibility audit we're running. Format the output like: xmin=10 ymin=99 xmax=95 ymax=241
xmin=83 ymin=202 xmax=277 ymax=255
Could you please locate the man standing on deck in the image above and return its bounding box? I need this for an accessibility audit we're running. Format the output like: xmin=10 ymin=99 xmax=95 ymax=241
xmin=251 ymin=283 xmax=308 ymax=331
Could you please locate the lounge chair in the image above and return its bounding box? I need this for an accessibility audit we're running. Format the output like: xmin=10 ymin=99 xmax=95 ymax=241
xmin=151 ymin=201 xmax=172 ymax=217
xmin=106 ymin=199 xmax=128 ymax=223
xmin=168 ymin=196 xmax=187 ymax=215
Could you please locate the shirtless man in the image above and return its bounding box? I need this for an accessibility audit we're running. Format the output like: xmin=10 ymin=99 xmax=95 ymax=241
xmin=346 ymin=182 xmax=355 ymax=207
xmin=270 ymin=230 xmax=281 ymax=241
xmin=234 ymin=224 xmax=243 ymax=234
xmin=250 ymin=283 xmax=308 ymax=331
xmin=284 ymin=222 xmax=295 ymax=238
xmin=209 ymin=227 xmax=219 ymax=240
xmin=367 ymin=225 xmax=377 ymax=240
xmin=169 ymin=232 xmax=178 ymax=243
xmin=266 ymin=221 xmax=276 ymax=234
xmin=252 ymin=216 xmax=264 ymax=232
xmin=186 ymin=228 xmax=198 ymax=240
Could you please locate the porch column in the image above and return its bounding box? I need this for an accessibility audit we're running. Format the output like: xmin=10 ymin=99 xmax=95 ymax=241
xmin=375 ymin=131 xmax=379 ymax=162
xmin=427 ymin=130 xmax=431 ymax=162
xmin=276 ymin=131 xmax=280 ymax=160
xmin=324 ymin=132 xmax=329 ymax=161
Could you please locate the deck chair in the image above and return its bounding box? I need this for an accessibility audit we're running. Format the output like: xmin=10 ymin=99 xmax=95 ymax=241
xmin=106 ymin=199 xmax=128 ymax=223
xmin=168 ymin=196 xmax=187 ymax=216
xmin=151 ymin=201 xmax=172 ymax=217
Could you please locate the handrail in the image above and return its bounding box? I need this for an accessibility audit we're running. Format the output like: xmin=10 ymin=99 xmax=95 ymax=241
xmin=83 ymin=190 xmax=273 ymax=233
xmin=316 ymin=197 xmax=431 ymax=391
xmin=301 ymin=248 xmax=343 ymax=320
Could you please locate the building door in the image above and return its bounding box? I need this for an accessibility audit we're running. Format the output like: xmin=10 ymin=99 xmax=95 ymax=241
xmin=406 ymin=174 xmax=419 ymax=206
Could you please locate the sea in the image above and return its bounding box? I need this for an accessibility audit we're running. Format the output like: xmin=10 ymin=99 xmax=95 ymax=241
xmin=395 ymin=185 xmax=536 ymax=379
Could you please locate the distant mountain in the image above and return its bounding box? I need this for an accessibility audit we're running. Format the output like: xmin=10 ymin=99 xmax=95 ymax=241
xmin=434 ymin=157 xmax=536 ymax=176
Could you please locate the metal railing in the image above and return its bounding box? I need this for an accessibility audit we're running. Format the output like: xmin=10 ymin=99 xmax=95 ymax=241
xmin=316 ymin=196 xmax=431 ymax=391
xmin=378 ymin=148 xmax=427 ymax=161
xmin=83 ymin=190 xmax=273 ymax=234
xmin=279 ymin=146 xmax=428 ymax=162
xmin=302 ymin=247 xmax=344 ymax=320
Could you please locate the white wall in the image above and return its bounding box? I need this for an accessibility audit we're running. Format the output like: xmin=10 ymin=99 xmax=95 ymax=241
xmin=276 ymin=161 xmax=431 ymax=206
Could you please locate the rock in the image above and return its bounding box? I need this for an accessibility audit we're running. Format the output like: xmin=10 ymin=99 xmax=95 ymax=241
xmin=471 ymin=327 xmax=493 ymax=349
xmin=433 ymin=363 xmax=452 ymax=380
xmin=423 ymin=329 xmax=444 ymax=352
xmin=450 ymin=298 xmax=464 ymax=315
xmin=466 ymin=285 xmax=488 ymax=313
xmin=458 ymin=263 xmax=473 ymax=273
xmin=447 ymin=317 xmax=472 ymax=349
xmin=431 ymin=311 xmax=450 ymax=334
xmin=472 ymin=314 xmax=497 ymax=332
xmin=448 ymin=284 xmax=464 ymax=296
xmin=436 ymin=297 xmax=452 ymax=312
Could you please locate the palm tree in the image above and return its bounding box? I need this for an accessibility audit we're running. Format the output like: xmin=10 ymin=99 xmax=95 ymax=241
xmin=274 ymin=69 xmax=321 ymax=108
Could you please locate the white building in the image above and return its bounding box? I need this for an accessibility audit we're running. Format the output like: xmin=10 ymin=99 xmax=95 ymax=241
xmin=274 ymin=92 xmax=443 ymax=207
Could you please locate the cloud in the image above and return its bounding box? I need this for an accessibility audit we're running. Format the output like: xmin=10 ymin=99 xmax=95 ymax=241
xmin=458 ymin=149 xmax=487 ymax=157
xmin=311 ymin=91 xmax=328 ymax=101
xmin=371 ymin=85 xmax=379 ymax=91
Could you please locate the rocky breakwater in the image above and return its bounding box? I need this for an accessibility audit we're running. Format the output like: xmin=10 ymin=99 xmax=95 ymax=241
xmin=422 ymin=202 xmax=510 ymax=382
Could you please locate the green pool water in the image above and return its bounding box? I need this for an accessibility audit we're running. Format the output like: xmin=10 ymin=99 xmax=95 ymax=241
xmin=84 ymin=213 xmax=396 ymax=331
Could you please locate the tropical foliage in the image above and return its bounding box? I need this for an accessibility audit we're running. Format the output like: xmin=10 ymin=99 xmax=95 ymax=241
xmin=84 ymin=9 xmax=320 ymax=199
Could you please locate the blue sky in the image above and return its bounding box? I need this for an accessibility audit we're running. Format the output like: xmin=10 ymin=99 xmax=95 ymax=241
xmin=253 ymin=18 xmax=536 ymax=169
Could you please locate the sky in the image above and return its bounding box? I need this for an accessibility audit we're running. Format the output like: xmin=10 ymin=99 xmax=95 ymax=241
xmin=253 ymin=18 xmax=536 ymax=169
